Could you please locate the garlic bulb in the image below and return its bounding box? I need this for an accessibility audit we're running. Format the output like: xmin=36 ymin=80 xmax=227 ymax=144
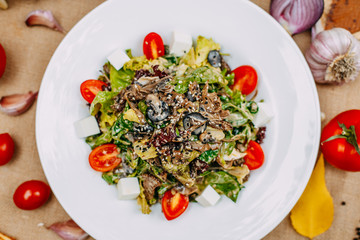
xmin=305 ymin=28 xmax=360 ymax=84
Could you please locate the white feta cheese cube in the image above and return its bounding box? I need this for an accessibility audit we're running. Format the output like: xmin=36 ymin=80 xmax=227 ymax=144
xmin=170 ymin=31 xmax=193 ymax=56
xmin=253 ymin=102 xmax=274 ymax=127
xmin=196 ymin=185 xmax=220 ymax=207
xmin=74 ymin=116 xmax=100 ymax=138
xmin=117 ymin=177 xmax=140 ymax=200
xmin=107 ymin=48 xmax=130 ymax=70
xmin=223 ymin=149 xmax=244 ymax=161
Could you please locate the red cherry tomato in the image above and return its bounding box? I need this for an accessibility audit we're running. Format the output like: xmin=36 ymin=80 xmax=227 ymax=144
xmin=13 ymin=180 xmax=51 ymax=210
xmin=230 ymin=65 xmax=258 ymax=95
xmin=143 ymin=32 xmax=165 ymax=60
xmin=161 ymin=190 xmax=189 ymax=221
xmin=0 ymin=43 xmax=6 ymax=78
xmin=80 ymin=80 xmax=107 ymax=103
xmin=0 ymin=133 xmax=14 ymax=166
xmin=320 ymin=110 xmax=360 ymax=171
xmin=89 ymin=144 xmax=121 ymax=172
xmin=244 ymin=140 xmax=264 ymax=170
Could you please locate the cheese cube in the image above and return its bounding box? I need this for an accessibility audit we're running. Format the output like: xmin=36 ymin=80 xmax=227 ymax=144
xmin=253 ymin=102 xmax=274 ymax=127
xmin=196 ymin=185 xmax=220 ymax=207
xmin=170 ymin=31 xmax=193 ymax=56
xmin=117 ymin=177 xmax=140 ymax=200
xmin=107 ymin=48 xmax=130 ymax=70
xmin=74 ymin=116 xmax=100 ymax=138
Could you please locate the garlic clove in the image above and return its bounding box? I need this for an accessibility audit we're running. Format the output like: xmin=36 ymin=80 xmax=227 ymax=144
xmin=25 ymin=10 xmax=64 ymax=33
xmin=48 ymin=220 xmax=89 ymax=240
xmin=0 ymin=91 xmax=38 ymax=116
xmin=270 ymin=0 xmax=324 ymax=35
xmin=0 ymin=0 xmax=8 ymax=10
xmin=306 ymin=28 xmax=360 ymax=84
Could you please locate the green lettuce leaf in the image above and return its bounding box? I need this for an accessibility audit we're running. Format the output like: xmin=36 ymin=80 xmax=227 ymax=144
xmin=174 ymin=66 xmax=228 ymax=94
xmin=90 ymin=91 xmax=118 ymax=115
xmin=99 ymin=113 xmax=117 ymax=130
xmin=194 ymin=36 xmax=220 ymax=66
xmin=137 ymin=179 xmax=151 ymax=214
xmin=112 ymin=113 xmax=133 ymax=139
xmin=161 ymin=158 xmax=194 ymax=187
xmin=180 ymin=36 xmax=220 ymax=68
xmin=203 ymin=171 xmax=242 ymax=202
xmin=222 ymin=102 xmax=254 ymax=121
xmin=102 ymin=171 xmax=122 ymax=185
xmin=129 ymin=158 xmax=150 ymax=177
xmin=198 ymin=149 xmax=219 ymax=164
xmin=230 ymin=89 xmax=247 ymax=105
xmin=157 ymin=182 xmax=177 ymax=196
xmin=123 ymin=55 xmax=149 ymax=71
xmin=163 ymin=54 xmax=180 ymax=66
xmin=226 ymin=113 xmax=249 ymax=127
xmin=89 ymin=91 xmax=118 ymax=129
xmin=125 ymin=148 xmax=139 ymax=169
xmin=85 ymin=130 xmax=112 ymax=149
xmin=109 ymin=64 xmax=135 ymax=92
xmin=181 ymin=47 xmax=196 ymax=67
xmin=125 ymin=49 xmax=133 ymax=58
xmin=216 ymin=141 xmax=237 ymax=168
xmin=231 ymin=124 xmax=256 ymax=144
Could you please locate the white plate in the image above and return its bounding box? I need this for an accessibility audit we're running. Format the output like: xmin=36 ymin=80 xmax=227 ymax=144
xmin=36 ymin=0 xmax=320 ymax=239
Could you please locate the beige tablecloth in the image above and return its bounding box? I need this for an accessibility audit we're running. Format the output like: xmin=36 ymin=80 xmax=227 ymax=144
xmin=0 ymin=0 xmax=360 ymax=239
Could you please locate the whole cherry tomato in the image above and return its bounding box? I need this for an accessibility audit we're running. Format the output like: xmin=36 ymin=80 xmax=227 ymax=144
xmin=244 ymin=140 xmax=264 ymax=170
xmin=13 ymin=180 xmax=51 ymax=210
xmin=0 ymin=133 xmax=14 ymax=166
xmin=230 ymin=65 xmax=258 ymax=95
xmin=0 ymin=43 xmax=6 ymax=78
xmin=321 ymin=110 xmax=360 ymax=171
xmin=80 ymin=79 xmax=107 ymax=103
xmin=89 ymin=144 xmax=121 ymax=172
xmin=143 ymin=32 xmax=165 ymax=60
xmin=161 ymin=190 xmax=189 ymax=221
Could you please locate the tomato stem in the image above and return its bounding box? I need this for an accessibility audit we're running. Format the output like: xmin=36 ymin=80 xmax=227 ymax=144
xmin=323 ymin=122 xmax=360 ymax=155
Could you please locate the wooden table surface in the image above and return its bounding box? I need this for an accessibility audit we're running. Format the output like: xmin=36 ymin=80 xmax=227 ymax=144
xmin=1 ymin=0 xmax=360 ymax=239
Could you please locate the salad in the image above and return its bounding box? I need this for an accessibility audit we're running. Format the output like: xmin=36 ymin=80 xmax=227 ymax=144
xmin=77 ymin=32 xmax=269 ymax=221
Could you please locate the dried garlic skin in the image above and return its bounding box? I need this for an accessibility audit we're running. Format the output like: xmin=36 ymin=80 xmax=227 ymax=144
xmin=306 ymin=28 xmax=360 ymax=84
xmin=290 ymin=154 xmax=334 ymax=239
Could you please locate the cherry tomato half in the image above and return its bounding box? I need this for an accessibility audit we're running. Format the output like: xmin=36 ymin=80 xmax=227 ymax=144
xmin=0 ymin=43 xmax=6 ymax=78
xmin=230 ymin=65 xmax=258 ymax=95
xmin=89 ymin=144 xmax=121 ymax=172
xmin=80 ymin=79 xmax=107 ymax=103
xmin=0 ymin=133 xmax=15 ymax=166
xmin=320 ymin=110 xmax=360 ymax=171
xmin=244 ymin=140 xmax=264 ymax=170
xmin=161 ymin=190 xmax=189 ymax=221
xmin=143 ymin=32 xmax=165 ymax=60
xmin=13 ymin=180 xmax=51 ymax=210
